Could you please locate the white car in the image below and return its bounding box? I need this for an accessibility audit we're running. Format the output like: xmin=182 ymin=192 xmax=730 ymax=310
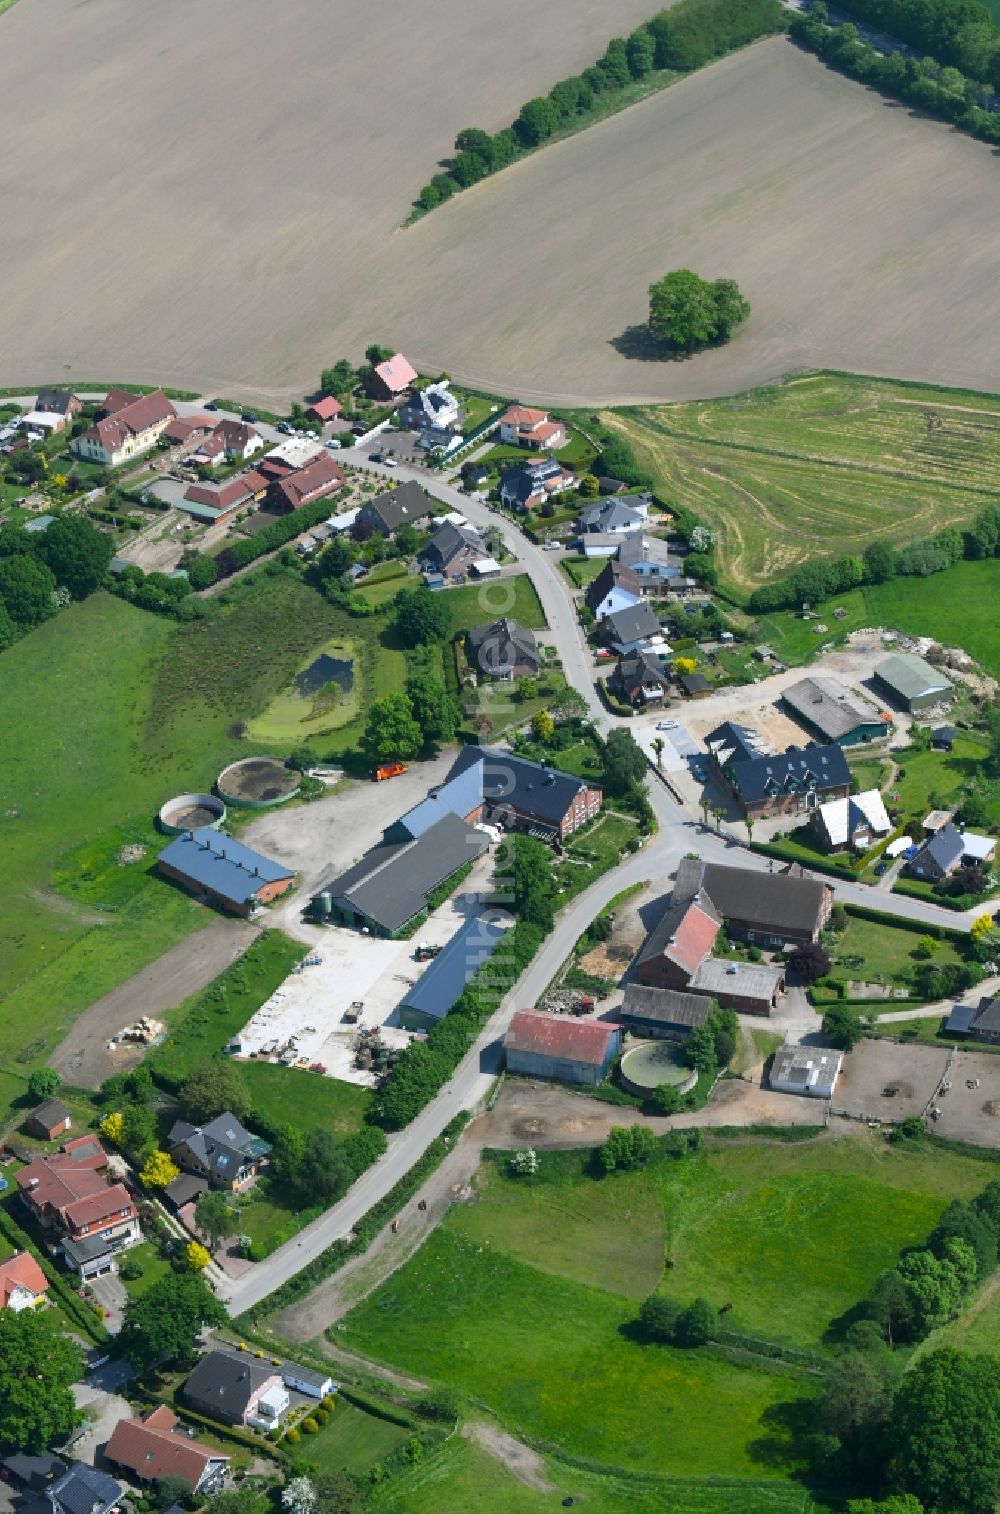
xmin=543 ymin=540 xmax=560 ymax=551
xmin=656 ymin=718 xmax=679 ymax=730
xmin=326 ymin=438 xmax=342 ymax=450
xmin=383 ymin=456 xmax=398 ymax=468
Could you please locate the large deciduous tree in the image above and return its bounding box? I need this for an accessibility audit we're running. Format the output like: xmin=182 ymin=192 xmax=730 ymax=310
xmin=888 ymin=1349 xmax=1000 ymax=1514
xmin=601 ymin=728 xmax=646 ymax=796
xmin=648 ymin=269 xmax=749 ymax=354
xmin=120 ymin=1272 xmax=226 ymax=1374
xmin=0 ymin=1311 xmax=83 ymax=1452
xmin=362 ymin=692 xmax=422 ymax=764
xmin=0 ymin=553 xmax=55 ymax=626
xmin=392 ymin=586 xmax=450 ymax=647
xmin=180 ymin=1059 xmax=251 ymax=1124
xmin=34 ymin=515 xmax=113 ymax=599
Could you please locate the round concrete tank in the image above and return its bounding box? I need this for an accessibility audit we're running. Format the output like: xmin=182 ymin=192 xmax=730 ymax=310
xmin=619 ymin=1041 xmax=698 ymax=1098
xmin=158 ymin=792 xmax=227 ymax=835
xmin=217 ymin=756 xmax=300 ymax=809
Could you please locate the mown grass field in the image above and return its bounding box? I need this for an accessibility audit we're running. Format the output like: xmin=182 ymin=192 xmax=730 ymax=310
xmin=307 ymin=1400 xmax=412 ymax=1477
xmin=342 ymin=1227 xmax=813 ymax=1479
xmin=604 ymin=373 xmax=1000 ymax=596
xmin=371 ymin=1435 xmax=817 ymax=1514
xmin=828 ymin=916 xmax=965 ymax=989
xmin=341 ymin=1134 xmax=989 ymax=1486
xmin=753 ymin=560 xmax=1000 ymax=682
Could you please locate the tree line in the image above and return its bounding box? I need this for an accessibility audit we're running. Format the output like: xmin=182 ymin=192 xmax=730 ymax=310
xmin=0 ymin=513 xmax=113 ymax=649
xmin=791 ymin=3 xmax=1000 ymax=151
xmin=746 ymin=502 xmax=1000 ymax=613
xmin=821 ymin=0 xmax=999 ymax=80
xmin=414 ymin=0 xmax=786 ymax=212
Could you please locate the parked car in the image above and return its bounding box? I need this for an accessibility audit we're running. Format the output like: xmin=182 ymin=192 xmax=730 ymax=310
xmin=369 ymin=451 xmax=384 ymax=463
xmin=204 ymin=400 xmax=219 ymax=411
xmin=691 ymin=762 xmax=708 ymax=781
xmin=276 ymin=421 xmax=293 ymax=434
xmin=326 ymin=438 xmax=342 ymax=450
xmin=544 ymin=539 xmax=560 ymax=550
xmin=242 ymin=410 xmax=258 ymax=423
xmin=383 ymin=456 xmax=398 ymax=468
xmin=656 ymin=719 xmax=679 ymax=730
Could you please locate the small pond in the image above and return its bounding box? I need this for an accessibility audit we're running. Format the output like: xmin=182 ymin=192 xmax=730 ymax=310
xmin=295 ymin=653 xmax=354 ymax=698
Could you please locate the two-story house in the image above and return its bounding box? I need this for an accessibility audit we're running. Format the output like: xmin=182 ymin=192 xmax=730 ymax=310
xmin=70 ymin=389 xmax=176 ymax=468
xmin=16 ymin=1138 xmax=140 ymax=1278
xmin=168 ymin=1113 xmax=270 ymax=1191
xmin=498 ymin=405 xmax=566 ymax=451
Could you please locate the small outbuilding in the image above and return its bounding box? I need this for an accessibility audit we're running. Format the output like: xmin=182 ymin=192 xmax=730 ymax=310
xmin=157 ymin=828 xmax=294 ymax=917
xmin=504 ymin=1010 xmax=621 ymax=1086
xmin=769 ymin=1044 xmax=843 ymax=1098
xmin=24 ymin=1100 xmax=72 ymax=1141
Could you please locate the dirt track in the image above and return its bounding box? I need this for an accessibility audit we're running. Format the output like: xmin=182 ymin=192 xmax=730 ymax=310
xmin=48 ymin=919 xmax=258 ymax=1087
xmin=1 ymin=9 xmax=999 ymax=406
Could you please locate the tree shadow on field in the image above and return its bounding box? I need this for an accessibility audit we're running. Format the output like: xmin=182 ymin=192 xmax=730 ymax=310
xmin=747 ymin=1398 xmax=819 ymax=1471
xmin=610 ymin=324 xmax=683 ymax=363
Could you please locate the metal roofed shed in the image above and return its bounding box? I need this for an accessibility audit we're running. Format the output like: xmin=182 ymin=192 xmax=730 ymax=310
xmin=873 ymin=653 xmax=955 ymax=713
xmin=504 ymin=1009 xmax=621 ymax=1086
xmin=157 ymin=829 xmax=294 ymax=916
xmin=314 ymin=813 xmax=489 ymax=936
xmin=398 ymin=916 xmax=509 ymax=1029
xmin=782 ymin=676 xmax=887 ymax=746
xmin=769 ymin=1044 xmax=843 ymax=1098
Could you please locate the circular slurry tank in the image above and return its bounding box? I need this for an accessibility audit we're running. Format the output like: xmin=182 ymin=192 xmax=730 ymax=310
xmin=158 ymin=792 xmax=227 ymax=834
xmin=619 ymin=1040 xmax=698 ymax=1098
xmin=216 ymin=756 xmax=300 ymax=809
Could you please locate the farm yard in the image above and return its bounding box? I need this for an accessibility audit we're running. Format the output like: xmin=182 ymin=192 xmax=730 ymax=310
xmin=605 ymin=372 xmax=1000 ymax=595
xmin=1 ymin=14 xmax=1000 ymax=408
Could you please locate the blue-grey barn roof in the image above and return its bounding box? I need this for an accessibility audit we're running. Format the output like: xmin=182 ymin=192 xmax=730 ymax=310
xmin=399 ymin=916 xmax=508 ymax=1021
xmin=158 ymin=828 xmax=292 ymax=906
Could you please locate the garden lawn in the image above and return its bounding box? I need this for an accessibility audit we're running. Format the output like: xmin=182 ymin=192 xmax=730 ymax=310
xmin=560 ymin=556 xmax=606 ymax=589
xmin=888 ymin=735 xmax=989 ymax=821
xmin=239 ymin=1061 xmax=371 ymax=1136
xmin=306 ymin=1400 xmax=411 ymax=1477
xmin=828 ymin=916 xmax=964 ymax=988
xmin=371 ymin=1436 xmax=815 ymax=1514
xmin=440 ymin=574 xmax=546 ymax=635
xmin=567 ymin=815 xmax=640 ymax=870
xmin=340 ymin=1228 xmax=812 ymax=1479
xmin=604 ymin=373 xmax=1000 ymax=597
xmin=119 ymin=1241 xmax=174 ymax=1300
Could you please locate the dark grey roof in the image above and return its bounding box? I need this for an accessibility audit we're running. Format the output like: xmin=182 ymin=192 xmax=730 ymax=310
xmin=933 ymin=725 xmax=956 ymax=743
xmin=499 ymin=459 xmax=567 ymax=507
xmin=579 ymin=496 xmax=645 ymax=533
xmin=973 ymin=997 xmax=1000 ymax=1032
xmin=706 ymin=721 xmax=769 ymax=766
xmin=46 ymin=1462 xmax=122 ymax=1514
xmin=157 ymin=828 xmax=292 ymax=907
xmin=616 ymin=531 xmax=679 ymax=570
xmin=322 ymin=813 xmax=489 ymax=933
xmin=63 ymin=1234 xmax=115 ymax=1266
xmin=467 ymin=618 xmax=539 ymax=675
xmin=423 ymin=521 xmax=483 ymax=569
xmin=585 ymin=559 xmax=642 ymax=611
xmin=35 ymin=388 xmax=76 ymax=414
xmin=360 ymin=480 xmax=428 ymax=532
xmin=446 ymin=745 xmax=596 ymax=826
xmin=676 ymin=856 xmax=831 ymax=936
xmin=618 ymin=983 xmax=711 ymax=1029
xmin=612 ymin=650 xmax=670 ymax=690
xmin=2 ymin=1454 xmax=68 ymax=1490
xmin=605 ymin=601 xmax=659 ymax=646
xmin=168 ymin=1112 xmax=266 ymax=1184
xmin=399 ymin=916 xmax=508 ymax=1021
xmin=27 ymin=1098 xmax=71 ymax=1128
xmin=164 ymin=1172 xmax=209 ymax=1208
xmin=782 ymin=677 xmax=883 ymax=742
xmin=184 ymin=1352 xmax=276 ymax=1421
xmin=722 ymin=743 xmax=851 ymax=805
xmin=679 ymin=673 xmax=711 ymax=695
xmin=918 ymin=824 xmax=965 ymax=872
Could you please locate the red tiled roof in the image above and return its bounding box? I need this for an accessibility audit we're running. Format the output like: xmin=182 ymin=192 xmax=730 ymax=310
xmin=213 ymin=420 xmax=259 ymax=451
xmin=666 ymin=900 xmax=720 ymax=976
xmin=308 ymin=395 xmax=342 ymax=420
xmin=184 ymin=476 xmax=255 ymax=509
xmin=505 ymin=1009 xmax=619 ymax=1066
xmin=82 ymin=390 xmax=175 ymax=454
xmin=374 ymin=353 xmax=417 ymax=393
xmin=106 ymin=1408 xmax=225 ymax=1485
xmin=17 ymin=1154 xmax=107 ymax=1213
xmin=162 ymin=417 xmax=211 ymax=444
xmin=502 ymin=405 xmax=548 ymax=428
xmin=0 ymin=1251 xmax=48 ymax=1307
xmin=63 ymin=1182 xmax=135 ymax=1237
xmin=274 ymin=453 xmax=345 ymax=510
